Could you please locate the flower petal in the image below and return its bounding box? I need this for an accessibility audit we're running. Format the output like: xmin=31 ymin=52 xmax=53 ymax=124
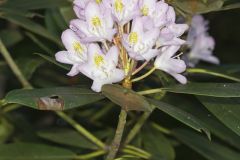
xmin=70 ymin=19 xmax=89 ymax=37
xmin=67 ymin=64 xmax=80 ymax=77
xmin=55 ymin=51 xmax=73 ymax=64
xmin=142 ymin=49 xmax=159 ymax=61
xmin=169 ymin=73 xmax=187 ymax=84
xmin=91 ymin=80 xmax=104 ymax=92
xmin=106 ymin=45 xmax=119 ymax=66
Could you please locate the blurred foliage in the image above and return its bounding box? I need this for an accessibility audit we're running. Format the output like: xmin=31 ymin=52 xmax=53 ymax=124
xmin=0 ymin=0 xmax=240 ymax=160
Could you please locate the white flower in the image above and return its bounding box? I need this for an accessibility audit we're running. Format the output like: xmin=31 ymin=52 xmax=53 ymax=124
xmin=154 ymin=45 xmax=187 ymax=84
xmin=104 ymin=0 xmax=140 ymax=25
xmin=122 ymin=17 xmax=160 ymax=61
xmin=73 ymin=0 xmax=104 ymax=19
xmin=188 ymin=34 xmax=219 ymax=67
xmin=79 ymin=44 xmax=125 ymax=92
xmin=55 ymin=29 xmax=88 ymax=76
xmin=70 ymin=1 xmax=117 ymax=43
xmin=157 ymin=23 xmax=188 ymax=47
xmin=139 ymin=0 xmax=169 ymax=29
xmin=73 ymin=0 xmax=90 ymax=19
xmin=187 ymin=15 xmax=219 ymax=67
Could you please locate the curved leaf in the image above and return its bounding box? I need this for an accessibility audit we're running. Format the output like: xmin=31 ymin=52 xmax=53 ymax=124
xmin=162 ymin=83 xmax=240 ymax=97
xmin=37 ymin=128 xmax=97 ymax=150
xmin=173 ymin=129 xmax=240 ymax=160
xmin=149 ymin=99 xmax=210 ymax=137
xmin=5 ymin=87 xmax=104 ymax=110
xmin=102 ymin=84 xmax=152 ymax=112
xmin=0 ymin=143 xmax=76 ymax=160
xmin=198 ymin=96 xmax=240 ymax=136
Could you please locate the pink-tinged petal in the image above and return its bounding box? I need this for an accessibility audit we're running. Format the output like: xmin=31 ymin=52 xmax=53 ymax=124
xmin=161 ymin=45 xmax=180 ymax=59
xmin=104 ymin=9 xmax=114 ymax=28
xmin=74 ymin=0 xmax=89 ymax=8
xmin=79 ymin=63 xmax=93 ymax=79
xmin=139 ymin=0 xmax=157 ymax=15
xmin=73 ymin=6 xmax=82 ymax=19
xmin=167 ymin=59 xmax=186 ymax=73
xmin=70 ymin=19 xmax=89 ymax=36
xmin=81 ymin=36 xmax=103 ymax=43
xmin=110 ymin=69 xmax=125 ymax=83
xmin=67 ymin=65 xmax=80 ymax=77
xmin=128 ymin=51 xmax=144 ymax=61
xmin=135 ymin=55 xmax=145 ymax=61
xmin=131 ymin=17 xmax=144 ymax=35
xmin=141 ymin=16 xmax=154 ymax=30
xmin=106 ymin=46 xmax=119 ymax=66
xmin=166 ymin=6 xmax=175 ymax=23
xmin=105 ymin=28 xmax=117 ymax=41
xmin=55 ymin=51 xmax=73 ymax=65
xmin=169 ymin=73 xmax=187 ymax=84
xmin=144 ymin=28 xmax=160 ymax=46
xmin=142 ymin=49 xmax=159 ymax=61
xmin=197 ymin=55 xmax=220 ymax=65
xmin=85 ymin=2 xmax=102 ymax=26
xmin=159 ymin=37 xmax=186 ymax=46
xmin=91 ymin=80 xmax=104 ymax=92
xmin=168 ymin=23 xmax=189 ymax=37
xmin=87 ymin=43 xmax=105 ymax=66
xmin=156 ymin=1 xmax=169 ymax=15
xmin=61 ymin=29 xmax=81 ymax=51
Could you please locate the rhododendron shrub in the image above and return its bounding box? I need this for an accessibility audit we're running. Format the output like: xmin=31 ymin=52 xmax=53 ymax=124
xmin=0 ymin=0 xmax=240 ymax=159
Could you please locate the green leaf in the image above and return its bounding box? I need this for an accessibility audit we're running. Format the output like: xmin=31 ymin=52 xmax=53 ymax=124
xmin=1 ymin=0 xmax=70 ymax=10
xmin=37 ymin=128 xmax=97 ymax=150
xmin=60 ymin=6 xmax=76 ymax=24
xmin=35 ymin=53 xmax=70 ymax=70
xmin=4 ymin=87 xmax=104 ymax=110
xmin=102 ymin=84 xmax=152 ymax=112
xmin=0 ymin=143 xmax=76 ymax=160
xmin=162 ymin=94 xmax=240 ymax=150
xmin=149 ymin=99 xmax=210 ymax=137
xmin=142 ymin=126 xmax=175 ymax=160
xmin=162 ymin=83 xmax=240 ymax=97
xmin=16 ymin=58 xmax=45 ymax=80
xmin=0 ymin=29 xmax=23 ymax=47
xmin=0 ymin=117 xmax=14 ymax=143
xmin=198 ymin=96 xmax=240 ymax=136
xmin=173 ymin=129 xmax=240 ymax=160
xmin=25 ymin=32 xmax=54 ymax=55
xmin=187 ymin=68 xmax=240 ymax=82
xmin=171 ymin=0 xmax=224 ymax=14
xmin=0 ymin=10 xmax=61 ymax=46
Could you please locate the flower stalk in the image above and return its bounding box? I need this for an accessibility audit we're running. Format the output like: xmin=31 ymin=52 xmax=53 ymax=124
xmin=131 ymin=67 xmax=156 ymax=82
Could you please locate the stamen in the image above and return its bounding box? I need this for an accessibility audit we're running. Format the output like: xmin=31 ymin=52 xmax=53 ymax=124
xmin=114 ymin=0 xmax=124 ymax=12
xmin=96 ymin=0 xmax=102 ymax=4
xmin=172 ymin=52 xmax=184 ymax=59
xmin=141 ymin=5 xmax=149 ymax=16
xmin=129 ymin=32 xmax=138 ymax=44
xmin=94 ymin=54 xmax=104 ymax=67
xmin=73 ymin=42 xmax=83 ymax=54
xmin=91 ymin=16 xmax=102 ymax=27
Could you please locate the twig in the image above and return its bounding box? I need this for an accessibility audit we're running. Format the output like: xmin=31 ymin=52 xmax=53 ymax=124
xmin=106 ymin=109 xmax=128 ymax=160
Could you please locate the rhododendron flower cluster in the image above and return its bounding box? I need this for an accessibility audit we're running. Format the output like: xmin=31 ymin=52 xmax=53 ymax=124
xmin=55 ymin=0 xmax=189 ymax=92
xmin=186 ymin=15 xmax=220 ymax=67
